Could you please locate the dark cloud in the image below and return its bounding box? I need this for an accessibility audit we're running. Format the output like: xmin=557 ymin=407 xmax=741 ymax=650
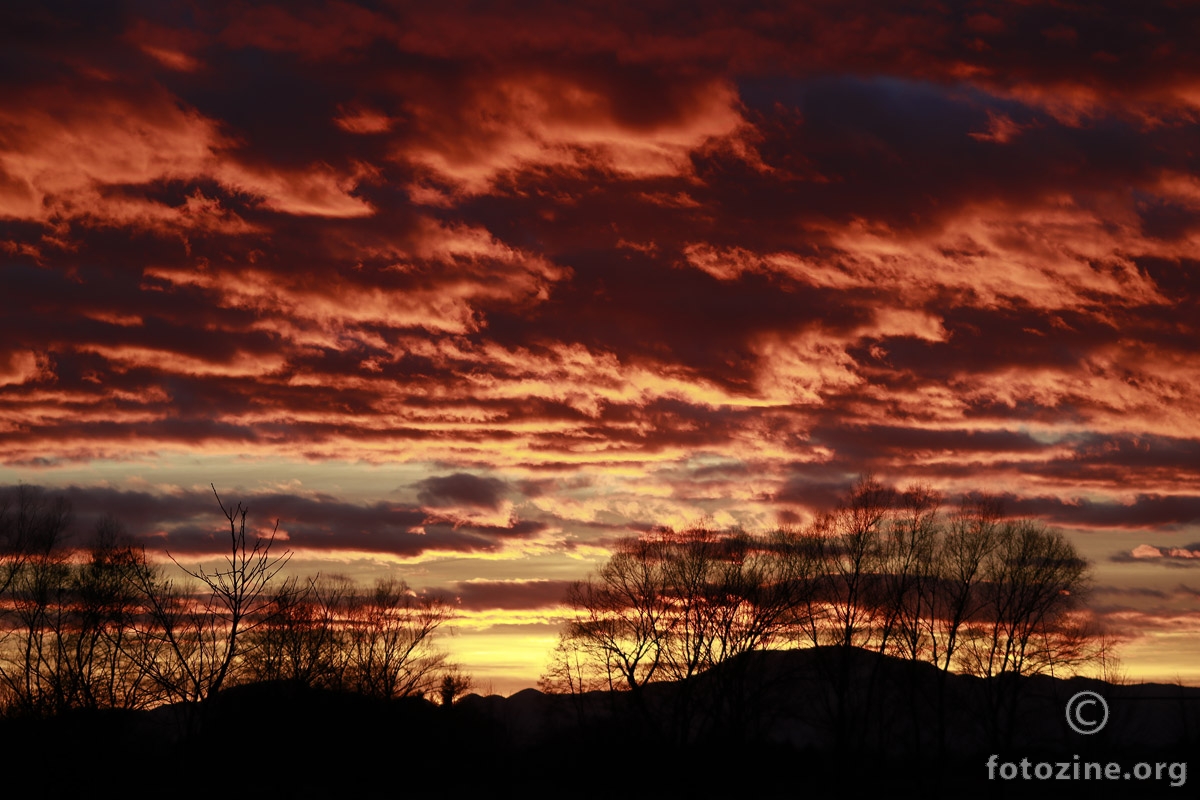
xmin=1091 ymin=585 xmax=1169 ymax=600
xmin=0 ymin=483 xmax=544 ymax=558
xmin=987 ymin=494 xmax=1200 ymax=530
xmin=809 ymin=424 xmax=1049 ymax=463
xmin=416 ymin=473 xmax=510 ymax=510
xmin=439 ymin=579 xmax=573 ymax=611
xmin=773 ymin=468 xmax=861 ymax=514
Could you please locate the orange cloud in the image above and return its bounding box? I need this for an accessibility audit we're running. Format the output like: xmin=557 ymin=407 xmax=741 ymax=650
xmin=396 ymin=73 xmax=747 ymax=194
xmin=0 ymin=82 xmax=371 ymax=230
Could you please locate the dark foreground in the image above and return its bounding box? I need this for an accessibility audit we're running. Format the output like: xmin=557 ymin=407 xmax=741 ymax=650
xmin=3 ymin=648 xmax=1195 ymax=799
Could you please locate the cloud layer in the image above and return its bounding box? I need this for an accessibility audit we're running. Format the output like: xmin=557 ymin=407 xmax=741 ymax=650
xmin=4 ymin=1 xmax=1199 ymax=687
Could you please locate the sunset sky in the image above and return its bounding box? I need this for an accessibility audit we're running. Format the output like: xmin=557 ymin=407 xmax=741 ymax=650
xmin=3 ymin=1 xmax=1199 ymax=694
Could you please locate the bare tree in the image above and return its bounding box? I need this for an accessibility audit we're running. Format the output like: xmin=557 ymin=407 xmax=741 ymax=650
xmin=0 ymin=493 xmax=170 ymax=715
xmin=439 ymin=666 xmax=472 ymax=707
xmin=558 ymin=536 xmax=670 ymax=693
xmin=878 ymin=484 xmax=942 ymax=661
xmin=542 ymin=478 xmax=1103 ymax=755
xmin=962 ymin=519 xmax=1091 ymax=679
xmin=134 ymin=485 xmax=290 ymax=704
xmin=244 ymin=573 xmax=354 ymax=688
xmin=342 ymin=578 xmax=452 ymax=700
xmin=547 ymin=525 xmax=819 ymax=700
xmin=940 ymin=517 xmax=1091 ymax=747
xmin=0 ymin=485 xmax=474 ymax=717
xmin=539 ymin=635 xmax=608 ymax=727
xmin=0 ymin=486 xmax=73 ymax=714
xmin=931 ymin=495 xmax=1003 ymax=673
xmin=814 ymin=475 xmax=895 ymax=650
xmin=56 ymin=517 xmax=162 ymax=710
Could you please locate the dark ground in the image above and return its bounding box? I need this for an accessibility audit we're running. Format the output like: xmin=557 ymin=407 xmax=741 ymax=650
xmin=3 ymin=648 xmax=1195 ymax=799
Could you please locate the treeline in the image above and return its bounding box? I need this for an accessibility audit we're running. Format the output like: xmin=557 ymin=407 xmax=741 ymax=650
xmin=0 ymin=485 xmax=462 ymax=717
xmin=543 ymin=476 xmax=1106 ymax=695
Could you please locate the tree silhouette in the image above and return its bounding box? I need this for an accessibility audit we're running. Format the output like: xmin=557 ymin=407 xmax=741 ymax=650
xmin=556 ymin=535 xmax=668 ymax=693
xmin=0 ymin=485 xmax=73 ymax=714
xmin=244 ymin=573 xmax=354 ymax=688
xmin=961 ymin=517 xmax=1092 ymax=746
xmin=0 ymin=483 xmax=472 ymax=719
xmin=439 ymin=667 xmax=472 ymax=707
xmin=245 ymin=573 xmax=459 ymax=700
xmin=544 ymin=477 xmax=1102 ymax=751
xmin=342 ymin=577 xmax=453 ymax=700
xmin=544 ymin=516 xmax=840 ymax=700
xmin=133 ymin=485 xmax=290 ymax=704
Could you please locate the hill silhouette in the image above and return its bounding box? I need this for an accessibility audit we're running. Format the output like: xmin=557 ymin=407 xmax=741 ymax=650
xmin=3 ymin=646 xmax=1194 ymax=798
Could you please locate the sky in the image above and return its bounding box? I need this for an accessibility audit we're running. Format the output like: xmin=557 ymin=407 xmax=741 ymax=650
xmin=2 ymin=1 xmax=1199 ymax=694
